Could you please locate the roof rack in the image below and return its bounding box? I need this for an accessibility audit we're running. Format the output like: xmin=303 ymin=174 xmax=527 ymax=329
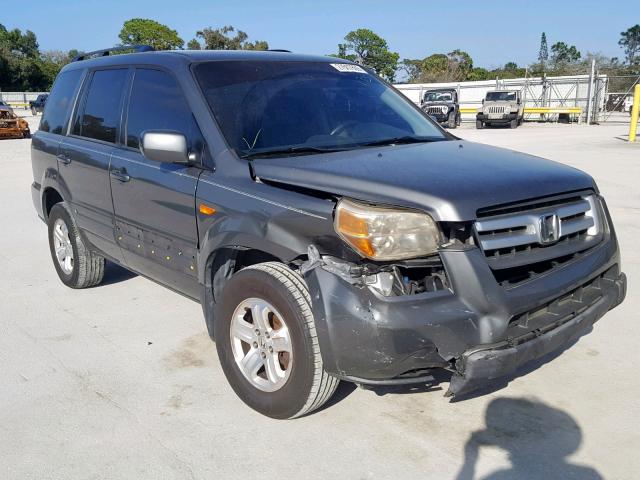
xmin=72 ymin=45 xmax=155 ymax=62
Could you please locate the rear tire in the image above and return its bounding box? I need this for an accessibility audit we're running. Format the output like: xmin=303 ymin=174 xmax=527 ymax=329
xmin=476 ymin=119 xmax=484 ymax=129
xmin=48 ymin=203 xmax=105 ymax=288
xmin=31 ymin=107 xmax=37 ymax=116
xmin=215 ymin=262 xmax=339 ymax=419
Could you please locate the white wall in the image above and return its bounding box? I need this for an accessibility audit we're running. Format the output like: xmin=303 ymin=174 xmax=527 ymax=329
xmin=393 ymin=74 xmax=605 ymax=113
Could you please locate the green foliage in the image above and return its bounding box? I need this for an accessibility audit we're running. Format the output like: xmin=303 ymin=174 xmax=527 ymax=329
xmin=187 ymin=38 xmax=201 ymax=50
xmin=466 ymin=67 xmax=490 ymax=81
xmin=335 ymin=28 xmax=399 ymax=82
xmin=538 ymin=32 xmax=548 ymax=71
xmin=401 ymin=50 xmax=473 ymax=82
xmin=1 ymin=23 xmax=72 ymax=91
xmin=619 ymin=24 xmax=640 ymax=65
xmin=194 ymin=26 xmax=268 ymax=50
xmin=118 ymin=18 xmax=184 ymax=50
xmin=550 ymin=42 xmax=581 ymax=65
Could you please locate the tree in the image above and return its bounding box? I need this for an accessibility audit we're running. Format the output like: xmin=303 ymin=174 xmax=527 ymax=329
xmin=335 ymin=29 xmax=399 ymax=81
xmin=187 ymin=38 xmax=201 ymax=50
xmin=118 ymin=18 xmax=184 ymax=50
xmin=467 ymin=67 xmax=491 ymax=81
xmin=195 ymin=26 xmax=268 ymax=50
xmin=538 ymin=32 xmax=548 ymax=71
xmin=399 ymin=59 xmax=423 ymax=82
xmin=447 ymin=49 xmax=473 ymax=79
xmin=504 ymin=62 xmax=519 ymax=71
xmin=619 ymin=24 xmax=640 ymax=65
xmin=550 ymin=42 xmax=581 ymax=65
xmin=400 ymin=50 xmax=474 ymax=82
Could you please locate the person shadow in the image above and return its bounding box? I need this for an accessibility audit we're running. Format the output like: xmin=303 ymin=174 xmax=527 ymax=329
xmin=455 ymin=397 xmax=602 ymax=480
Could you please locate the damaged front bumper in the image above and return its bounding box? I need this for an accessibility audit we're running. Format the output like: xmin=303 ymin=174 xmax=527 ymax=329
xmin=302 ymin=234 xmax=626 ymax=397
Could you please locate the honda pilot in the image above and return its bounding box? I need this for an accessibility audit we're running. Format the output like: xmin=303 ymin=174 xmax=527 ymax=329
xmin=31 ymin=47 xmax=626 ymax=419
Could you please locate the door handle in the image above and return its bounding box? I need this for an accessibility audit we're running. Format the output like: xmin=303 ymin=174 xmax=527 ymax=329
xmin=110 ymin=168 xmax=130 ymax=182
xmin=57 ymin=153 xmax=71 ymax=165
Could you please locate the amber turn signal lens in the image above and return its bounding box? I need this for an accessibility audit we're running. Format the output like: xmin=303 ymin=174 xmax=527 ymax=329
xmin=199 ymin=203 xmax=216 ymax=215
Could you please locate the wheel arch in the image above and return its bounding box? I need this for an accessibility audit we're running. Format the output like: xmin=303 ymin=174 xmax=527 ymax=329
xmin=200 ymin=245 xmax=300 ymax=339
xmin=42 ymin=186 xmax=64 ymax=221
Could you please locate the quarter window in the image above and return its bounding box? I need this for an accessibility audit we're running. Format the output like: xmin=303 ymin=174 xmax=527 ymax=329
xmin=73 ymin=69 xmax=128 ymax=143
xmin=40 ymin=69 xmax=83 ymax=135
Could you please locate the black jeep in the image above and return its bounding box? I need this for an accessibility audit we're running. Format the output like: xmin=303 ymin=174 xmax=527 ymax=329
xmin=30 ymin=47 xmax=626 ymax=419
xmin=421 ymin=88 xmax=460 ymax=128
xmin=29 ymin=94 xmax=49 ymax=115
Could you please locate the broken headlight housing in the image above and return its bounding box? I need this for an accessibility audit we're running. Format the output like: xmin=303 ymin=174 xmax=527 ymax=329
xmin=334 ymin=199 xmax=441 ymax=260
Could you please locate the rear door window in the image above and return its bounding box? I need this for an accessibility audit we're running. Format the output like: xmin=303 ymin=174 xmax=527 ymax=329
xmin=125 ymin=68 xmax=201 ymax=151
xmin=40 ymin=69 xmax=83 ymax=135
xmin=73 ymin=69 xmax=128 ymax=143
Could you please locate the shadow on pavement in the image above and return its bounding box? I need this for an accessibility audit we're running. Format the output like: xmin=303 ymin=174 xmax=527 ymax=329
xmin=455 ymin=397 xmax=601 ymax=480
xmin=100 ymin=261 xmax=137 ymax=286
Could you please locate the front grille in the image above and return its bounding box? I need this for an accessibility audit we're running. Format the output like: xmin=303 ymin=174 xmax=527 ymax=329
xmin=475 ymin=193 xmax=604 ymax=286
xmin=486 ymin=106 xmax=509 ymax=114
xmin=425 ymin=106 xmax=446 ymax=115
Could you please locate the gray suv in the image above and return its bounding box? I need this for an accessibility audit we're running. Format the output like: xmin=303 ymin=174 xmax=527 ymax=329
xmin=31 ymin=47 xmax=626 ymax=419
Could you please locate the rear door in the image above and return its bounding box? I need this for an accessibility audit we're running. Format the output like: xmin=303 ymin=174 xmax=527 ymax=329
xmin=31 ymin=70 xmax=84 ymax=216
xmin=109 ymin=67 xmax=204 ymax=298
xmin=58 ymin=68 xmax=130 ymax=261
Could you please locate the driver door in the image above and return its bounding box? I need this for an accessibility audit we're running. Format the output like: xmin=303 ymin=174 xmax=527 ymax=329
xmin=109 ymin=67 xmax=205 ymax=299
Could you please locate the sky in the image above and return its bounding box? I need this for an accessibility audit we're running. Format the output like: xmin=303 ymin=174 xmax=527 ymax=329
xmin=3 ymin=0 xmax=634 ymax=69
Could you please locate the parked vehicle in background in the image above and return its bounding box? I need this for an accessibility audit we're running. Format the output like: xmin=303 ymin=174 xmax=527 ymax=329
xmin=0 ymin=109 xmax=31 ymax=139
xmin=477 ymin=90 xmax=524 ymax=129
xmin=623 ymin=95 xmax=634 ymax=114
xmin=29 ymin=94 xmax=49 ymax=115
xmin=0 ymin=101 xmax=15 ymax=115
xmin=30 ymin=47 xmax=626 ymax=419
xmin=421 ymin=88 xmax=460 ymax=128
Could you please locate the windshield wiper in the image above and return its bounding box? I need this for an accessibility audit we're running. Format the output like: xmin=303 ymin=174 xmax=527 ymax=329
xmin=356 ymin=135 xmax=441 ymax=148
xmin=241 ymin=145 xmax=347 ymax=159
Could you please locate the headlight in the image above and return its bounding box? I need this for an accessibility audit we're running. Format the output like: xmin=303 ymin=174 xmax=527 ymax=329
xmin=441 ymin=105 xmax=448 ymax=114
xmin=334 ymin=199 xmax=441 ymax=260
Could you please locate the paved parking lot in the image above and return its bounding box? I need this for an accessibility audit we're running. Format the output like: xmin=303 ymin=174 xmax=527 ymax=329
xmin=1 ymin=115 xmax=639 ymax=479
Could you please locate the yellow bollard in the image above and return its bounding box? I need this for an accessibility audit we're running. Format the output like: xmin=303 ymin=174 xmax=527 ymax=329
xmin=630 ymin=84 xmax=640 ymax=142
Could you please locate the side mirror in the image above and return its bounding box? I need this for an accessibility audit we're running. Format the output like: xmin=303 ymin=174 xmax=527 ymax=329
xmin=482 ymin=99 xmax=485 ymax=105
xmin=141 ymin=131 xmax=189 ymax=164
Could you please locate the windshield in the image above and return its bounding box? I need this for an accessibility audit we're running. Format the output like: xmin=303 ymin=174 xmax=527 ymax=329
xmin=194 ymin=61 xmax=446 ymax=157
xmin=485 ymin=91 xmax=517 ymax=102
xmin=423 ymin=91 xmax=453 ymax=102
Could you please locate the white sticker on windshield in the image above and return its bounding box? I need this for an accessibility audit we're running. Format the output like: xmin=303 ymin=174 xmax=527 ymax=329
xmin=330 ymin=63 xmax=366 ymax=73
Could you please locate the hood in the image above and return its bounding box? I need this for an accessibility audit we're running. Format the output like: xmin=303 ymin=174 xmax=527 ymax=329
xmin=484 ymin=100 xmax=516 ymax=107
xmin=252 ymin=140 xmax=596 ymax=221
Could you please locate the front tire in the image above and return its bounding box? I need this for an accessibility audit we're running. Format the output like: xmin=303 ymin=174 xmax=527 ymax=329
xmin=48 ymin=203 xmax=105 ymax=288
xmin=447 ymin=111 xmax=457 ymax=129
xmin=510 ymin=118 xmax=518 ymax=129
xmin=215 ymin=262 xmax=338 ymax=419
xmin=31 ymin=107 xmax=37 ymax=116
xmin=476 ymin=119 xmax=484 ymax=129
